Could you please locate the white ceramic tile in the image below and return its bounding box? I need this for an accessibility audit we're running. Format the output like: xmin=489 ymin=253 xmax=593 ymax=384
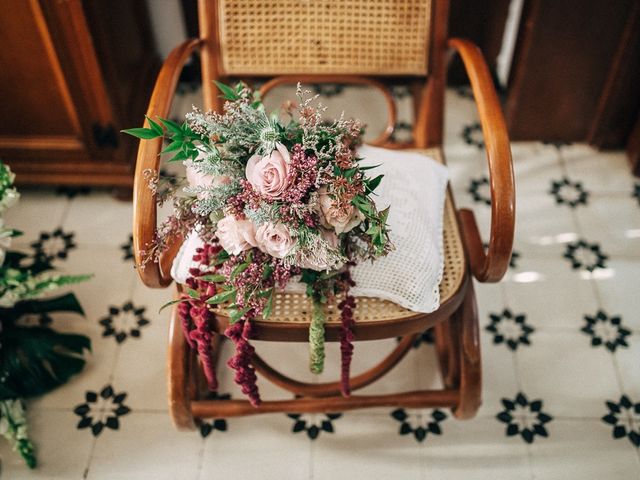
xmin=64 ymin=192 xmax=133 ymax=247
xmin=512 ymin=193 xmax=580 ymax=258
xmin=593 ymin=259 xmax=640 ymax=331
xmin=512 ymin=143 xmax=564 ymax=197
xmin=3 ymin=188 xmax=69 ymax=244
xmin=516 ymin=332 xmax=620 ymax=417
xmin=199 ymin=414 xmax=310 ymax=480
xmin=312 ymin=413 xmax=422 ymax=480
xmin=502 ymin=257 xmax=599 ymax=330
xmin=86 ymin=412 xmax=202 ymax=480
xmin=0 ymin=409 xmax=93 ymax=479
xmin=422 ymin=417 xmax=531 ymax=480
xmin=477 ymin=331 xmax=519 ymax=419
xmin=615 ymin=334 xmax=640 ymax=399
xmin=529 ymin=419 xmax=640 ymax=480
xmin=573 ymin=196 xmax=640 ymax=257
xmin=563 ymin=147 xmax=635 ymax=194
xmin=110 ymin=293 xmax=171 ymax=411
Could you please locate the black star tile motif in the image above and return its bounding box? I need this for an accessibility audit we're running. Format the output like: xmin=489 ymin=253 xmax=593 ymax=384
xmin=549 ymin=177 xmax=589 ymax=208
xmin=99 ymin=302 xmax=150 ymax=344
xmin=391 ymin=408 xmax=446 ymax=443
xmin=497 ymin=393 xmax=552 ymax=444
xmin=602 ymin=395 xmax=640 ymax=448
xmin=581 ymin=310 xmax=630 ymax=353
xmin=633 ymin=183 xmax=640 ymax=207
xmin=311 ymin=83 xmax=344 ymax=98
xmin=391 ymin=84 xmax=412 ymax=100
xmin=73 ymin=385 xmax=131 ymax=437
xmin=55 ymin=186 xmax=92 ymax=199
xmin=563 ymin=240 xmax=608 ymax=272
xmin=199 ymin=392 xmax=231 ymax=438
xmin=542 ymin=140 xmax=572 ymax=149
xmin=286 ymin=413 xmax=342 ymax=440
xmin=120 ymin=234 xmax=134 ymax=261
xmin=461 ymin=122 xmax=484 ymax=149
xmin=390 ymin=121 xmax=413 ymax=143
xmin=30 ymin=228 xmax=76 ymax=263
xmin=468 ymin=176 xmax=491 ymax=206
xmin=396 ymin=329 xmax=434 ymax=349
xmin=486 ymin=309 xmax=534 ymax=351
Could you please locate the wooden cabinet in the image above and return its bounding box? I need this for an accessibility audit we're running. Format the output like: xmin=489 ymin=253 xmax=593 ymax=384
xmin=0 ymin=0 xmax=159 ymax=187
xmin=505 ymin=0 xmax=640 ymax=147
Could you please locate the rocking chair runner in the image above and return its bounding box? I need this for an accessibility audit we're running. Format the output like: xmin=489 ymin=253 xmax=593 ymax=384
xmin=132 ymin=0 xmax=515 ymax=430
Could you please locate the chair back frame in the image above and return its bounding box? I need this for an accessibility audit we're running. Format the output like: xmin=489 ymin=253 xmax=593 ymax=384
xmin=197 ymin=0 xmax=450 ymax=148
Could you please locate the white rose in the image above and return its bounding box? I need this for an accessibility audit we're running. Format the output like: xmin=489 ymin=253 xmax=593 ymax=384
xmin=216 ymin=215 xmax=257 ymax=255
xmin=255 ymin=223 xmax=296 ymax=258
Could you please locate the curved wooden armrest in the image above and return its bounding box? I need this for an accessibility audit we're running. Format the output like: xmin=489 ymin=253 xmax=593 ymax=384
xmin=448 ymin=38 xmax=515 ymax=283
xmin=133 ymin=38 xmax=202 ymax=288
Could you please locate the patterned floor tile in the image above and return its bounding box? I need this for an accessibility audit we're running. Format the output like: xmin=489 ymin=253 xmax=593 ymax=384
xmin=64 ymin=191 xmax=133 ymax=247
xmin=573 ymin=196 xmax=640 ymax=257
xmin=529 ymin=419 xmax=640 ymax=480
xmin=199 ymin=414 xmax=311 ymax=480
xmin=421 ymin=417 xmax=531 ymax=480
xmin=2 ymin=188 xmax=69 ymax=243
xmin=502 ymin=257 xmax=599 ymax=330
xmin=516 ymin=332 xmax=620 ymax=417
xmin=0 ymin=409 xmax=93 ymax=479
xmin=86 ymin=412 xmax=202 ymax=480
xmin=311 ymin=413 xmax=422 ymax=480
xmin=593 ymin=259 xmax=640 ymax=331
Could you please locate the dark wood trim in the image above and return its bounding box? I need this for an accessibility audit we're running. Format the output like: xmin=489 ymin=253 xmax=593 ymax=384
xmin=588 ymin=2 xmax=640 ymax=149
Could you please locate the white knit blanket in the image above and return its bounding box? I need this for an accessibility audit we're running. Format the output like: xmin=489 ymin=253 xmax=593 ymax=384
xmin=171 ymin=145 xmax=449 ymax=313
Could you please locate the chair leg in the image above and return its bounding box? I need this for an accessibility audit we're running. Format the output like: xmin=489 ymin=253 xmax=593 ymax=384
xmin=451 ymin=280 xmax=482 ymax=419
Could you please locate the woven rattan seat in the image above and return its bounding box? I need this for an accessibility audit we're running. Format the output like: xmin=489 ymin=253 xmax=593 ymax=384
xmin=212 ymin=148 xmax=465 ymax=326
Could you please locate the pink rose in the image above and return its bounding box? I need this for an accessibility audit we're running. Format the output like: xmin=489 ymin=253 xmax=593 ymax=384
xmin=245 ymin=143 xmax=291 ymax=199
xmin=216 ymin=215 xmax=257 ymax=255
xmin=318 ymin=187 xmax=365 ymax=234
xmin=255 ymin=222 xmax=296 ymax=258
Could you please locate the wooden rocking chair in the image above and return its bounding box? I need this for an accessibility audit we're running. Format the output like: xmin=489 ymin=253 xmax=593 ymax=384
xmin=132 ymin=0 xmax=515 ymax=430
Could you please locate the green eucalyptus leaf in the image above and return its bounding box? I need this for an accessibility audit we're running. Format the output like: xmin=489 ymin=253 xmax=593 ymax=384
xmin=200 ymin=274 xmax=227 ymax=283
xmin=186 ymin=288 xmax=200 ymax=299
xmin=206 ymin=289 xmax=236 ymax=305
xmin=159 ymin=117 xmax=184 ymax=136
xmin=214 ymin=81 xmax=240 ymax=101
xmin=121 ymin=127 xmax=161 ymax=140
xmin=160 ymin=141 xmax=183 ymax=154
xmin=145 ymin=116 xmax=164 ymax=136
xmin=159 ymin=298 xmax=189 ymax=313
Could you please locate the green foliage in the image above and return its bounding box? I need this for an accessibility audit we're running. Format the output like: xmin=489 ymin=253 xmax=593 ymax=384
xmin=0 ymin=302 xmax=91 ymax=400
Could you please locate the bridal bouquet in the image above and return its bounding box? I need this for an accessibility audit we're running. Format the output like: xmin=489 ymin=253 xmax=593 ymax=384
xmin=125 ymin=83 xmax=391 ymax=405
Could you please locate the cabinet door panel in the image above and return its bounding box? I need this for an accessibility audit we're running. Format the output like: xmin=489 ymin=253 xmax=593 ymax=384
xmin=0 ymin=0 xmax=81 ymax=138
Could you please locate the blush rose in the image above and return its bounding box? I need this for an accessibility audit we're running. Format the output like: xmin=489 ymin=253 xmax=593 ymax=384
xmin=317 ymin=187 xmax=365 ymax=234
xmin=255 ymin=222 xmax=296 ymax=258
xmin=245 ymin=143 xmax=291 ymax=199
xmin=216 ymin=215 xmax=257 ymax=255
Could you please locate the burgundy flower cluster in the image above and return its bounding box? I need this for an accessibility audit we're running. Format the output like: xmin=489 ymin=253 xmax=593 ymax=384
xmin=177 ymin=243 xmax=222 ymax=391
